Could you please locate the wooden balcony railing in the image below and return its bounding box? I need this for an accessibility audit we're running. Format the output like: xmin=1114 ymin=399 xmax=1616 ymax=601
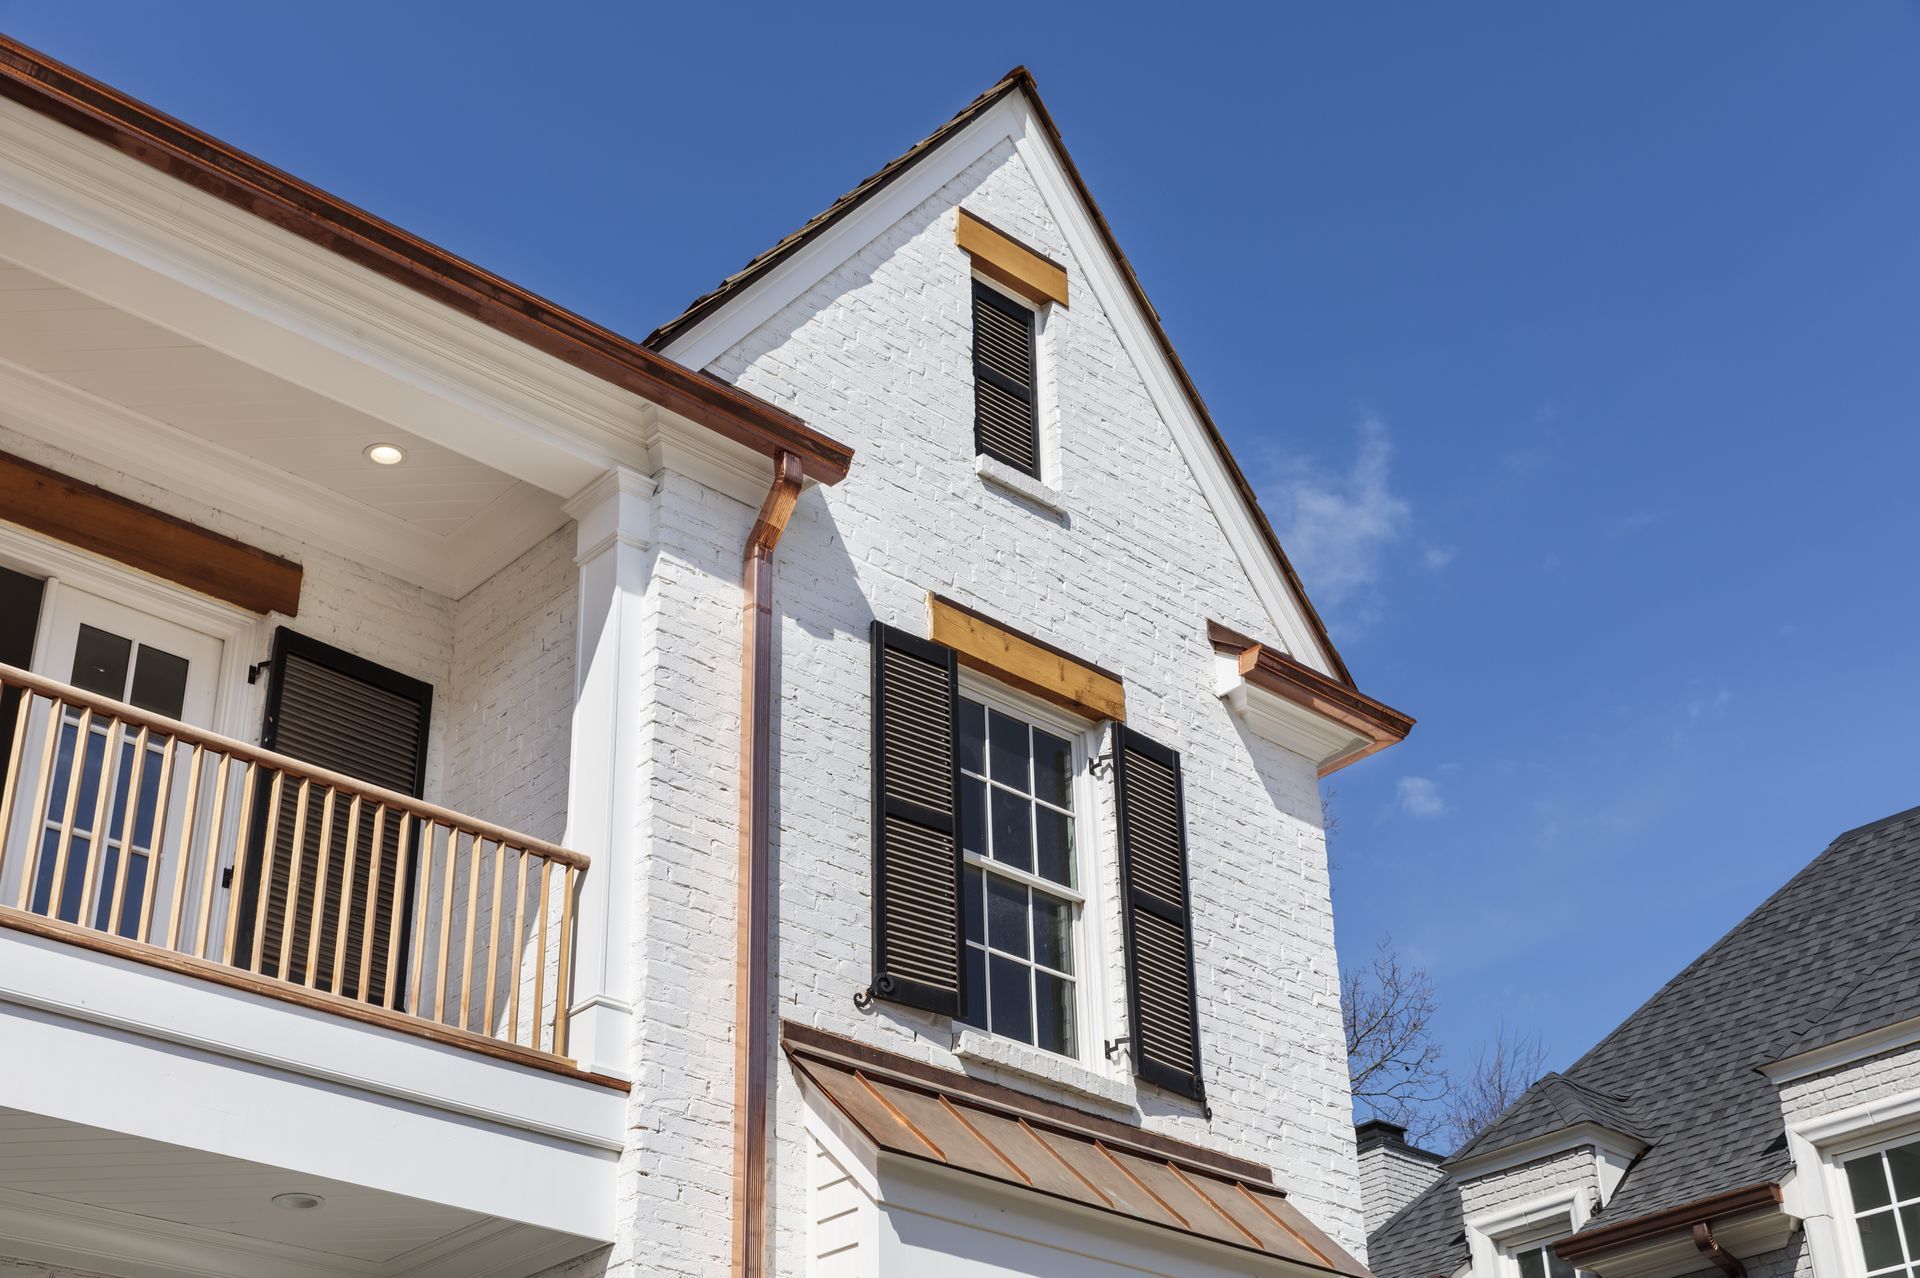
xmin=0 ymin=663 xmax=586 ymax=1070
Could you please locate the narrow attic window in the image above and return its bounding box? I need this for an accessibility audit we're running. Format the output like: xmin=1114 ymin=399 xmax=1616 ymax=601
xmin=971 ymin=280 xmax=1041 ymax=477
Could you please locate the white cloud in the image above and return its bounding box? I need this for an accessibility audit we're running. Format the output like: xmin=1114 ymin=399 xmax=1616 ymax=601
xmin=1396 ymin=776 xmax=1446 ymax=818
xmin=1267 ymin=417 xmax=1410 ymax=608
xmin=1422 ymin=545 xmax=1457 ymax=571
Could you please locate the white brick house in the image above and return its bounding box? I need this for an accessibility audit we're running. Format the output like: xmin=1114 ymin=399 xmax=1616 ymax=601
xmin=0 ymin=40 xmax=1411 ymax=1278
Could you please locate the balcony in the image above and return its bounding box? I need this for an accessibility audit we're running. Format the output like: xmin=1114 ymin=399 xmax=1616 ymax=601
xmin=0 ymin=663 xmax=622 ymax=1277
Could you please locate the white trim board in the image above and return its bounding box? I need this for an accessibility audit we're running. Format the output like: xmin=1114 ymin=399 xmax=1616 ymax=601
xmin=656 ymin=89 xmax=1339 ymax=677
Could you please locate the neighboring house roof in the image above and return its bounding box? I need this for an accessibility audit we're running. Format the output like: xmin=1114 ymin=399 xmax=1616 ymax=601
xmin=645 ymin=67 xmax=1360 ymax=690
xmin=1369 ymin=804 xmax=1920 ymax=1278
xmin=0 ymin=34 xmax=853 ymax=485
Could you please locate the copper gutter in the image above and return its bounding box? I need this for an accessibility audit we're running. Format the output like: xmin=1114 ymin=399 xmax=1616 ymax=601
xmin=733 ymin=451 xmax=804 ymax=1278
xmin=0 ymin=35 xmax=853 ymax=484
xmin=1205 ymin=620 xmax=1414 ymax=775
xmin=1555 ymin=1183 xmax=1784 ymax=1267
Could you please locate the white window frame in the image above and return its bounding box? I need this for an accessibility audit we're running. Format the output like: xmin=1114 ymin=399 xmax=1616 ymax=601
xmin=953 ymin=671 xmax=1111 ymax=1072
xmin=0 ymin=520 xmax=261 ymax=741
xmin=970 ymin=272 xmax=1065 ymax=511
xmin=1466 ymin=1188 xmax=1592 ymax=1278
xmin=1790 ymin=1088 xmax=1920 ymax=1278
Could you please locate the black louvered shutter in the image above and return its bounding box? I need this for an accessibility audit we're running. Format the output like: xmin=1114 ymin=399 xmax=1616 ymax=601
xmin=971 ymin=279 xmax=1039 ymax=477
xmin=869 ymin=621 xmax=964 ymax=1015
xmin=1114 ymin=726 xmax=1206 ymax=1101
xmin=236 ymin=629 xmax=431 ymax=1005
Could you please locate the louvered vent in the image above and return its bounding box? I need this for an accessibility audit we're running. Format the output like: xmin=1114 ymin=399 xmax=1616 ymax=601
xmin=870 ymin=622 xmax=963 ymax=1015
xmin=971 ymin=280 xmax=1039 ymax=476
xmin=243 ymin=637 xmax=430 ymax=1007
xmin=1115 ymin=729 xmax=1206 ymax=1101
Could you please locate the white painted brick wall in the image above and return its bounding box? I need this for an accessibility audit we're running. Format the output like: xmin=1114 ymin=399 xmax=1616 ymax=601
xmin=1458 ymin=1149 xmax=1596 ymax=1220
xmin=581 ymin=132 xmax=1364 ymax=1275
xmin=1779 ymin=1043 xmax=1920 ymax=1128
xmin=1360 ymin=1141 xmax=1446 ymax=1235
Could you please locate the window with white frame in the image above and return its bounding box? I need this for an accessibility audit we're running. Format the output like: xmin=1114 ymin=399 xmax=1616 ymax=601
xmin=1844 ymin=1138 xmax=1920 ymax=1278
xmin=1509 ymin=1239 xmax=1577 ymax=1278
xmin=954 ymin=692 xmax=1083 ymax=1057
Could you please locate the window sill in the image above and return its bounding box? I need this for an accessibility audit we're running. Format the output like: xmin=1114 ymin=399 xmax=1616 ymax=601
xmin=951 ymin=1028 xmax=1135 ymax=1110
xmin=975 ymin=453 xmax=1066 ymax=516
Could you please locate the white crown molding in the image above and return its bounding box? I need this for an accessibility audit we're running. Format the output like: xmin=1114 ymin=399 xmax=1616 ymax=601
xmin=1762 ymin=1014 xmax=1920 ymax=1085
xmin=655 ymin=90 xmax=1337 ymax=673
xmin=0 ymin=356 xmax=567 ymax=598
xmin=1215 ymin=651 xmax=1373 ymax=772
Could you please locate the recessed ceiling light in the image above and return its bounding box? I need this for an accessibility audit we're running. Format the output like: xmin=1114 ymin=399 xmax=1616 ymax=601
xmin=363 ymin=443 xmax=407 ymax=466
xmin=271 ymin=1192 xmax=326 ymax=1212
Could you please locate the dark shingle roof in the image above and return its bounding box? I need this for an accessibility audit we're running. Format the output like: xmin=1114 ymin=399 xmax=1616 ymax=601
xmin=1368 ymin=805 xmax=1920 ymax=1278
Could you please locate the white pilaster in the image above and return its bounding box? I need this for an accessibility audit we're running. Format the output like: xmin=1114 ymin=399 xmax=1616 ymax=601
xmin=561 ymin=466 xmax=655 ymax=1078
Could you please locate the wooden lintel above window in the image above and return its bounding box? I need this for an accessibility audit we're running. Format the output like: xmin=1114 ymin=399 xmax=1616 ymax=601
xmin=0 ymin=450 xmax=302 ymax=616
xmin=955 ymin=209 xmax=1069 ymax=308
xmin=927 ymin=593 xmax=1122 ymax=722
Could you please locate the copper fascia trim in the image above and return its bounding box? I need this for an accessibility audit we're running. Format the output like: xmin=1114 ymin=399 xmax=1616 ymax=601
xmin=0 ymin=35 xmax=853 ymax=485
xmin=780 ymin=1020 xmax=1272 ymax=1184
xmin=733 ymin=452 xmax=804 ymax=1278
xmin=1206 ymin=621 xmax=1413 ymax=775
xmin=1554 ymin=1184 xmax=1785 ymax=1265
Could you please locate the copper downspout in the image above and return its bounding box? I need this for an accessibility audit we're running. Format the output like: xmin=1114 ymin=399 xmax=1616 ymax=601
xmin=733 ymin=450 xmax=803 ymax=1278
xmin=1692 ymin=1222 xmax=1748 ymax=1278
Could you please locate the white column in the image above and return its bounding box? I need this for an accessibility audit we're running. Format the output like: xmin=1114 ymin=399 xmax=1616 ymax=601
xmin=560 ymin=466 xmax=654 ymax=1079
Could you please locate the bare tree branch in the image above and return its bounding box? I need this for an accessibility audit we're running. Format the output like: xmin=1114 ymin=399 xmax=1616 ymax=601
xmin=1344 ymin=938 xmax=1447 ymax=1142
xmin=1435 ymin=1025 xmax=1549 ymax=1153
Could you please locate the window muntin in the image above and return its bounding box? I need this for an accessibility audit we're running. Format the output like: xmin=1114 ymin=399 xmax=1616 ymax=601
xmin=1845 ymin=1140 xmax=1920 ymax=1277
xmin=955 ymin=696 xmax=1080 ymax=1057
xmin=971 ymin=279 xmax=1040 ymax=478
xmin=1512 ymin=1243 xmax=1575 ymax=1278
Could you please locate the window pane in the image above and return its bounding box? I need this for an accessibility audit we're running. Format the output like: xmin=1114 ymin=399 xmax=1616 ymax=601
xmin=988 ymin=954 xmax=1032 ymax=1044
xmin=1035 ymin=969 xmax=1075 ymax=1057
xmin=1033 ymin=892 xmax=1072 ymax=973
xmin=960 ymin=777 xmax=987 ymax=856
xmin=1032 ymin=729 xmax=1072 ymax=808
xmin=987 ymin=874 xmax=1029 ymax=958
xmin=959 ymin=701 xmax=986 ymax=776
xmin=1902 ymin=1206 xmax=1920 ymax=1262
xmin=1852 ymin=1155 xmax=1896 ymax=1212
xmin=1858 ymin=1211 xmax=1904 ymax=1271
xmin=71 ymin=625 xmax=131 ymax=699
xmin=990 ymin=787 xmax=1033 ymax=873
xmin=963 ymin=865 xmax=984 ymax=944
xmin=1890 ymin=1143 xmax=1920 ymax=1202
xmin=1517 ymin=1248 xmax=1547 ymax=1278
xmin=959 ymin=947 xmax=987 ymax=1030
xmin=129 ymin=645 xmax=189 ymax=719
xmin=1546 ymin=1245 xmax=1575 ymax=1278
xmin=988 ymin=710 xmax=1029 ymax=789
xmin=1035 ymin=806 xmax=1072 ymax=887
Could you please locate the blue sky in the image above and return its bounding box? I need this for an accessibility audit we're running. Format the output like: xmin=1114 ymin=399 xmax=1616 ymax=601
xmin=9 ymin=3 xmax=1918 ymax=1122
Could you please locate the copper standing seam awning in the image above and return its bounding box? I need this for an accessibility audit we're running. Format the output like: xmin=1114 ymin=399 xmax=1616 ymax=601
xmin=782 ymin=1022 xmax=1372 ymax=1275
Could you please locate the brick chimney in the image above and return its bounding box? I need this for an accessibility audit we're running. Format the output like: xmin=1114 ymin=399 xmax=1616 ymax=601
xmin=1355 ymin=1119 xmax=1446 ymax=1236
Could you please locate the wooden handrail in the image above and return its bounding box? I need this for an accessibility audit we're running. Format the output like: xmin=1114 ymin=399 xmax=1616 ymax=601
xmin=0 ymin=663 xmax=586 ymax=870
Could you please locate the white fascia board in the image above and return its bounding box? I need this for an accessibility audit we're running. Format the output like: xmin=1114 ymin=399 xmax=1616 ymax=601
xmin=0 ymin=928 xmax=621 ymax=1241
xmin=657 ymin=90 xmax=1339 ymax=673
xmin=0 ymin=95 xmax=654 ymax=497
xmin=1445 ymin=1124 xmax=1650 ymax=1183
xmin=1215 ymin=651 xmax=1372 ymax=772
xmin=1761 ymin=1014 xmax=1920 ymax=1085
xmin=1564 ymin=1208 xmax=1796 ymax=1278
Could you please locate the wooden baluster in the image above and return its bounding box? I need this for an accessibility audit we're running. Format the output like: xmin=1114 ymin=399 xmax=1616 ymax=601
xmin=303 ymin=788 xmax=338 ymax=987
xmin=46 ymin=707 xmax=94 ymax=922
xmin=508 ymin=849 xmax=528 ymax=1047
xmin=276 ymin=780 xmax=311 ymax=982
xmin=16 ymin=699 xmax=61 ymax=911
xmin=358 ymin=805 xmax=388 ymax=1003
xmin=220 ymin=762 xmax=260 ymax=965
xmin=410 ymin=822 xmax=433 ymax=1016
xmin=382 ymin=811 xmax=412 ymax=1010
xmin=554 ymin=864 xmax=576 ymax=1058
xmin=164 ymin=743 xmax=207 ymax=951
xmin=250 ymin=771 xmax=285 ymax=973
xmin=434 ymin=824 xmax=457 ymax=1024
xmin=106 ymin=725 xmax=151 ymax=938
xmin=483 ymin=839 xmax=505 ymax=1038
xmin=134 ymin=737 xmax=177 ymax=944
xmin=459 ymin=835 xmax=481 ymax=1032
xmin=0 ymin=688 xmax=36 ymax=889
xmin=75 ymin=718 xmax=123 ymax=931
xmin=533 ymin=858 xmax=551 ymax=1054
xmin=193 ymin=754 xmax=232 ymax=958
xmin=332 ymin=795 xmax=363 ymax=992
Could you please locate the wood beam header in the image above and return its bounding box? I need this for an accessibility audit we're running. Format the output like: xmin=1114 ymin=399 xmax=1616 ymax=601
xmin=956 ymin=208 xmax=1069 ymax=308
xmin=928 ymin=594 xmax=1122 ymax=722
